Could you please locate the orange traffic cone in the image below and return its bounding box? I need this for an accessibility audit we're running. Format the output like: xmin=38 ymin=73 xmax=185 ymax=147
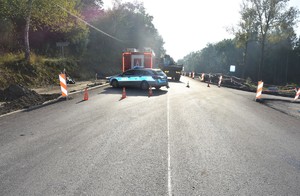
xmin=83 ymin=88 xmax=89 ymax=101
xmin=121 ymin=87 xmax=126 ymax=99
xmin=186 ymin=81 xmax=190 ymax=88
xmin=148 ymin=86 xmax=153 ymax=97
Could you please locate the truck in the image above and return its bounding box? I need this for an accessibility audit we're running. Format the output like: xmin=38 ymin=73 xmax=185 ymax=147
xmin=159 ymin=54 xmax=183 ymax=81
xmin=122 ymin=48 xmax=155 ymax=72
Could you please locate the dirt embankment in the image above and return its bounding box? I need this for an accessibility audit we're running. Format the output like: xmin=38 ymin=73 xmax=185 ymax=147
xmin=0 ymin=80 xmax=107 ymax=116
xmin=0 ymin=84 xmax=60 ymax=115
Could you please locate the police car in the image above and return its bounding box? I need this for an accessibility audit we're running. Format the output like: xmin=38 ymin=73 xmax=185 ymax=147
xmin=109 ymin=68 xmax=169 ymax=90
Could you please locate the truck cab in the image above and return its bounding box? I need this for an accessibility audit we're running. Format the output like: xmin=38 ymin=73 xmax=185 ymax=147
xmin=159 ymin=55 xmax=183 ymax=81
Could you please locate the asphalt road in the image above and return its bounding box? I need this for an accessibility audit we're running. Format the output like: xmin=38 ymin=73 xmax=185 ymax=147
xmin=1 ymin=77 xmax=300 ymax=195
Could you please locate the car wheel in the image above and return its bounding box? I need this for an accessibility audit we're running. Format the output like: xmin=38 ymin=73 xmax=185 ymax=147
xmin=141 ymin=81 xmax=149 ymax=90
xmin=111 ymin=80 xmax=119 ymax=88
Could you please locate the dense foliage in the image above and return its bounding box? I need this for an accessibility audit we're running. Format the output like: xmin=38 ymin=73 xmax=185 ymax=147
xmin=0 ymin=0 xmax=108 ymax=55
xmin=0 ymin=0 xmax=165 ymax=85
xmin=80 ymin=1 xmax=165 ymax=75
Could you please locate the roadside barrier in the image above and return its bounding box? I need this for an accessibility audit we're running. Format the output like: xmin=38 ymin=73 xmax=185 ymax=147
xmin=255 ymin=81 xmax=263 ymax=101
xmin=148 ymin=86 xmax=153 ymax=97
xmin=59 ymin=73 xmax=68 ymax=97
xmin=218 ymin=75 xmax=223 ymax=87
xmin=294 ymin=88 xmax=300 ymax=101
xmin=83 ymin=87 xmax=89 ymax=101
xmin=121 ymin=87 xmax=126 ymax=99
xmin=200 ymin=73 xmax=204 ymax=81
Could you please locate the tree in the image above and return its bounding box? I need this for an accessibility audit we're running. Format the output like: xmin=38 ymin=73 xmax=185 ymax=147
xmin=235 ymin=1 xmax=259 ymax=78
xmin=243 ymin=0 xmax=298 ymax=80
xmin=81 ymin=1 xmax=165 ymax=74
xmin=181 ymin=39 xmax=243 ymax=75
xmin=77 ymin=0 xmax=104 ymax=22
xmin=0 ymin=0 xmax=86 ymax=62
xmin=215 ymin=39 xmax=243 ymax=74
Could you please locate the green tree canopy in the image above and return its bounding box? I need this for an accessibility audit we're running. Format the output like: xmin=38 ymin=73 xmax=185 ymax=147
xmin=0 ymin=0 xmax=93 ymax=61
xmin=81 ymin=1 xmax=165 ymax=74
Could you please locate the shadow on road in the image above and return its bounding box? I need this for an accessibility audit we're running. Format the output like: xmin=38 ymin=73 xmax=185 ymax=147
xmin=168 ymin=79 xmax=184 ymax=84
xmin=99 ymin=87 xmax=168 ymax=97
xmin=76 ymin=100 xmax=88 ymax=104
xmin=23 ymin=97 xmax=69 ymax=112
xmin=260 ymin=98 xmax=300 ymax=104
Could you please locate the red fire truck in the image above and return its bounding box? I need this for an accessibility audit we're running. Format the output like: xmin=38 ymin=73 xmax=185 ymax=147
xmin=122 ymin=48 xmax=155 ymax=72
xmin=122 ymin=48 xmax=183 ymax=81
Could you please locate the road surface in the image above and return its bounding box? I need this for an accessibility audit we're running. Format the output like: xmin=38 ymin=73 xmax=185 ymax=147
xmin=1 ymin=77 xmax=300 ymax=195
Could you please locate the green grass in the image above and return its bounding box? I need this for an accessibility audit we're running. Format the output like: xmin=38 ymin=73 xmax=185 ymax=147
xmin=0 ymin=53 xmax=79 ymax=89
xmin=0 ymin=53 xmax=24 ymax=65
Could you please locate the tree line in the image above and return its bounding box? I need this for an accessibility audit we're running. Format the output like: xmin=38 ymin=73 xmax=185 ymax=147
xmin=1 ymin=0 xmax=299 ymax=84
xmin=179 ymin=0 xmax=300 ymax=85
xmin=0 ymin=0 xmax=165 ymax=76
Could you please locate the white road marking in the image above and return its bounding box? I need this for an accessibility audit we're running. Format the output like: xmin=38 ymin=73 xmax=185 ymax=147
xmin=167 ymin=93 xmax=172 ymax=196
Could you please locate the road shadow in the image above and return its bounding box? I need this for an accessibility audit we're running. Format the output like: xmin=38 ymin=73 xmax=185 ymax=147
xmin=258 ymin=98 xmax=300 ymax=119
xmin=99 ymin=86 xmax=168 ymax=98
xmin=22 ymin=96 xmax=70 ymax=113
xmin=259 ymin=98 xmax=300 ymax=104
xmin=76 ymin=100 xmax=88 ymax=104
xmin=168 ymin=79 xmax=184 ymax=84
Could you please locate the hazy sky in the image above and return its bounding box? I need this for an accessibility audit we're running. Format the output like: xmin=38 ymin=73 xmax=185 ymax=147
xmin=103 ymin=0 xmax=300 ymax=60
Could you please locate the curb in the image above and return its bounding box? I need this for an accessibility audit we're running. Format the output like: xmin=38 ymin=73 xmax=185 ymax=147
xmin=0 ymin=82 xmax=109 ymax=118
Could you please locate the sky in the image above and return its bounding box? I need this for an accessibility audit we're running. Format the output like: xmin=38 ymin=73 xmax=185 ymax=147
xmin=102 ymin=0 xmax=300 ymax=61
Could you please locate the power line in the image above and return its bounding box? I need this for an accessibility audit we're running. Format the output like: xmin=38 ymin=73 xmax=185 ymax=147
xmin=56 ymin=4 xmax=124 ymax=43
